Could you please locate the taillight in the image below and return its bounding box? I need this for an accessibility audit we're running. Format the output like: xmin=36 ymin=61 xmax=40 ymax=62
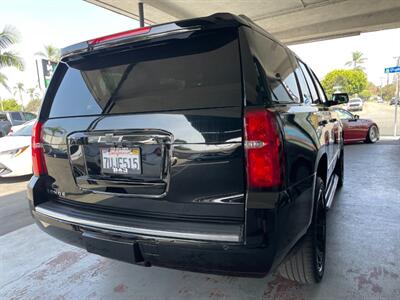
xmin=244 ymin=109 xmax=284 ymax=189
xmin=32 ymin=121 xmax=47 ymax=176
xmin=88 ymin=26 xmax=151 ymax=45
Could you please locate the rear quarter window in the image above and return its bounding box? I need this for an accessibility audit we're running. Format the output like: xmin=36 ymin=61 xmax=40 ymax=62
xmin=243 ymin=28 xmax=300 ymax=104
xmin=48 ymin=29 xmax=242 ymax=118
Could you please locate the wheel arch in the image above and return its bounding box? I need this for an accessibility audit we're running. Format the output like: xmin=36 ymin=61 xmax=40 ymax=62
xmin=366 ymin=123 xmax=380 ymax=141
xmin=304 ymin=152 xmax=328 ymax=230
xmin=315 ymin=153 xmax=328 ymax=186
xmin=368 ymin=123 xmax=379 ymax=132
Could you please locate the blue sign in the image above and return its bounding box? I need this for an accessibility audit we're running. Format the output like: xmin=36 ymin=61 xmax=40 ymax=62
xmin=384 ymin=66 xmax=400 ymax=73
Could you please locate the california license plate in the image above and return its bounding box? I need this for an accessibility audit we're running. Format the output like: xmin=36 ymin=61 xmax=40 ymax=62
xmin=101 ymin=147 xmax=141 ymax=175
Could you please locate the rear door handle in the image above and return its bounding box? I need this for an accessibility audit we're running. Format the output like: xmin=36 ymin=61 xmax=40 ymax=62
xmin=319 ymin=120 xmax=328 ymax=126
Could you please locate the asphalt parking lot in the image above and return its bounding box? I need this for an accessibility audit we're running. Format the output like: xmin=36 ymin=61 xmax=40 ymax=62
xmin=0 ymin=139 xmax=399 ymax=300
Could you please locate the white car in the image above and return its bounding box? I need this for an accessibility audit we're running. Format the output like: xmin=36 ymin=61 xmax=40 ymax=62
xmin=0 ymin=120 xmax=34 ymax=177
xmin=8 ymin=119 xmax=36 ymax=135
xmin=345 ymin=98 xmax=363 ymax=112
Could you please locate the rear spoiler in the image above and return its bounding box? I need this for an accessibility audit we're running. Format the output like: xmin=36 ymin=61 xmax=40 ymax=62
xmin=61 ymin=13 xmax=251 ymax=61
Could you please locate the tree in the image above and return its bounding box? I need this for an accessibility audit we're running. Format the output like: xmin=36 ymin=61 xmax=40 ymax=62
xmin=13 ymin=82 xmax=25 ymax=110
xmin=0 ymin=25 xmax=24 ymax=90
xmin=35 ymin=44 xmax=60 ymax=62
xmin=26 ymin=86 xmax=40 ymax=101
xmin=25 ymin=86 xmax=41 ymax=113
xmin=359 ymin=90 xmax=372 ymax=101
xmin=359 ymin=82 xmax=379 ymax=101
xmin=0 ymin=98 xmax=21 ymax=111
xmin=345 ymin=51 xmax=367 ymax=70
xmin=381 ymin=83 xmax=396 ymax=101
xmin=321 ymin=69 xmax=367 ymax=97
xmin=366 ymin=81 xmax=379 ymax=95
xmin=25 ymin=98 xmax=41 ymax=113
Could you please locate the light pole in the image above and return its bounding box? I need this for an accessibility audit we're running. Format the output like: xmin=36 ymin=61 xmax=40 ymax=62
xmin=394 ymin=56 xmax=400 ymax=137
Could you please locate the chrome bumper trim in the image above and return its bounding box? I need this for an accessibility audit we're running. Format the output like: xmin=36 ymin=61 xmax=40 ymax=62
xmin=35 ymin=206 xmax=241 ymax=243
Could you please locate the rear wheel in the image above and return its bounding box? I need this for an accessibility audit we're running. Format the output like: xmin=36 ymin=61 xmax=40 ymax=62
xmin=366 ymin=125 xmax=379 ymax=143
xmin=278 ymin=177 xmax=326 ymax=284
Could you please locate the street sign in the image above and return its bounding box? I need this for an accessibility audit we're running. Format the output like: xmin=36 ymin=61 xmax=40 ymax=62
xmin=384 ymin=66 xmax=400 ymax=73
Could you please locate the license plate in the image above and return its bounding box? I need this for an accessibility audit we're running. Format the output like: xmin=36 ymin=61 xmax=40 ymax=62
xmin=101 ymin=147 xmax=141 ymax=175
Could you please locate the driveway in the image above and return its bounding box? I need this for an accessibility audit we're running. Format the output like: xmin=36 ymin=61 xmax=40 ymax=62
xmin=0 ymin=140 xmax=399 ymax=299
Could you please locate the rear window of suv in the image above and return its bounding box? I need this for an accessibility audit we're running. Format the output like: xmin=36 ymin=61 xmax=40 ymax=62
xmin=48 ymin=29 xmax=241 ymax=118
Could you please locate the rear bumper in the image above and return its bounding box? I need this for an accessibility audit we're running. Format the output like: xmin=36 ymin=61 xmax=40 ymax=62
xmin=347 ymin=106 xmax=362 ymax=111
xmin=34 ymin=203 xmax=242 ymax=243
xmin=31 ymin=203 xmax=274 ymax=276
xmin=28 ymin=177 xmax=276 ymax=276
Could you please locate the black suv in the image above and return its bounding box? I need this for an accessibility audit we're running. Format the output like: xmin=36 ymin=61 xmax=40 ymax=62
xmin=28 ymin=14 xmax=347 ymax=284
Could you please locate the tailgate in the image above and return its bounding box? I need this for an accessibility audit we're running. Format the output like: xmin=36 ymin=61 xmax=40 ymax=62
xmin=41 ymin=27 xmax=245 ymax=222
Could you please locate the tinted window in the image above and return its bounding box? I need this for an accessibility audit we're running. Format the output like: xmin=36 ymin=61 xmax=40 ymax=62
xmin=0 ymin=114 xmax=7 ymax=121
xmin=310 ymin=70 xmax=327 ymax=103
xmin=294 ymin=61 xmax=312 ymax=104
xmin=10 ymin=112 xmax=22 ymax=121
xmin=298 ymin=61 xmax=318 ymax=102
xmin=245 ymin=29 xmax=300 ymax=103
xmin=49 ymin=29 xmax=241 ymax=118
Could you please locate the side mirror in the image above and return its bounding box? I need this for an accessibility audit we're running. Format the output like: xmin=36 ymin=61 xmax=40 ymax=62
xmin=327 ymin=93 xmax=349 ymax=106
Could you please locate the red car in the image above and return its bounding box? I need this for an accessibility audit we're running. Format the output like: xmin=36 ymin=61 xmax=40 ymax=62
xmin=334 ymin=108 xmax=379 ymax=144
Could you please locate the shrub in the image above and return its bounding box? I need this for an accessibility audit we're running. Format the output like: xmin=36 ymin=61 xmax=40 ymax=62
xmin=321 ymin=69 xmax=367 ymax=97
xmin=25 ymin=98 xmax=42 ymax=113
xmin=0 ymin=98 xmax=21 ymax=111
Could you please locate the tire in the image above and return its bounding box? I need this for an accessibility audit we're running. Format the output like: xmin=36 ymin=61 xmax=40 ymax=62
xmin=335 ymin=149 xmax=344 ymax=188
xmin=278 ymin=177 xmax=326 ymax=284
xmin=366 ymin=125 xmax=379 ymax=143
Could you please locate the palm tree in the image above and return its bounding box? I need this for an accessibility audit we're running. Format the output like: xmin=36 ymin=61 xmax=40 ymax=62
xmin=13 ymin=82 xmax=25 ymax=111
xmin=0 ymin=25 xmax=24 ymax=90
xmin=26 ymin=86 xmax=40 ymax=101
xmin=345 ymin=51 xmax=367 ymax=70
xmin=35 ymin=45 xmax=60 ymax=62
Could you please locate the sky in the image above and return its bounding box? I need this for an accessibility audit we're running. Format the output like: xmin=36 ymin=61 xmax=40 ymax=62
xmin=290 ymin=29 xmax=400 ymax=88
xmin=1 ymin=0 xmax=399 ymax=103
xmin=0 ymin=0 xmax=138 ymax=100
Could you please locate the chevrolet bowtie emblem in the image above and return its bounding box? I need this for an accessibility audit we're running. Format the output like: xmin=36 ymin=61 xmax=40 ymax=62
xmin=98 ymin=133 xmax=123 ymax=144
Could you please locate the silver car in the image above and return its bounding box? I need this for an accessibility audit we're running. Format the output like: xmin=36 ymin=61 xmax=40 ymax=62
xmin=346 ymin=98 xmax=363 ymax=111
